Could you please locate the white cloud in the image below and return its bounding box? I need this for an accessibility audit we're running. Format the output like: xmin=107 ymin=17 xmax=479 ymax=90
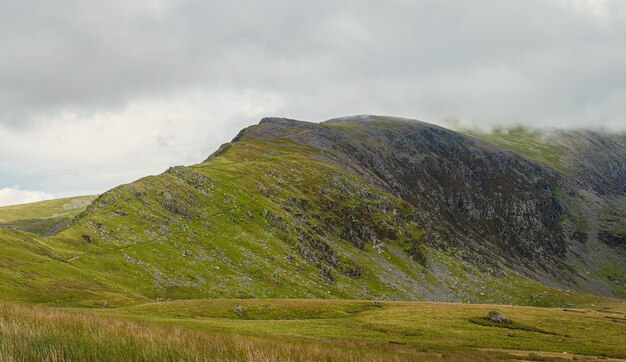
xmin=552 ymin=0 xmax=626 ymax=20
xmin=0 ymin=88 xmax=285 ymax=194
xmin=0 ymin=187 xmax=54 ymax=207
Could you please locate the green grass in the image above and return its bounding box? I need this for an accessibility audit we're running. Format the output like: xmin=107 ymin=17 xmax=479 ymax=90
xmin=0 ymin=195 xmax=97 ymax=223
xmin=0 ymin=195 xmax=97 ymax=235
xmin=470 ymin=126 xmax=569 ymax=173
xmin=1 ymin=299 xmax=624 ymax=361
xmin=468 ymin=317 xmax=557 ymax=335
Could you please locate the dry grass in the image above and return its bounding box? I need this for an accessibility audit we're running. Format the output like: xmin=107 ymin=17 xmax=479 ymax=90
xmin=2 ymin=299 xmax=624 ymax=361
xmin=0 ymin=302 xmax=517 ymax=361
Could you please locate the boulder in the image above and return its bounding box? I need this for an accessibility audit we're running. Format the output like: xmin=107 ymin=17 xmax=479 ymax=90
xmin=486 ymin=310 xmax=511 ymax=324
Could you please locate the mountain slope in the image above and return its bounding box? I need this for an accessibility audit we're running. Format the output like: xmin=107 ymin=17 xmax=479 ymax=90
xmin=472 ymin=126 xmax=626 ymax=195
xmin=0 ymin=116 xmax=623 ymax=307
xmin=470 ymin=126 xmax=626 ymax=295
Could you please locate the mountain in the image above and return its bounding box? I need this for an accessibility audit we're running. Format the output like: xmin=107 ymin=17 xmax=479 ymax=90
xmin=0 ymin=116 xmax=624 ymax=307
xmin=0 ymin=195 xmax=97 ymax=236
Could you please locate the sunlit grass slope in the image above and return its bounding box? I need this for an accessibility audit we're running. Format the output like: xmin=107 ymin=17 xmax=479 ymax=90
xmin=0 ymin=228 xmax=145 ymax=305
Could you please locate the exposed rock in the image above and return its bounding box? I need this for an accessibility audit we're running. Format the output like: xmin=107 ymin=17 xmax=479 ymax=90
xmin=486 ymin=310 xmax=511 ymax=324
xmin=231 ymin=304 xmax=245 ymax=317
xmin=598 ymin=230 xmax=626 ymax=247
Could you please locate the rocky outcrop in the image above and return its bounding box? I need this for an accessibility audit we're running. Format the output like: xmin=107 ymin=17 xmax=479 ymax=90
xmin=486 ymin=310 xmax=511 ymax=324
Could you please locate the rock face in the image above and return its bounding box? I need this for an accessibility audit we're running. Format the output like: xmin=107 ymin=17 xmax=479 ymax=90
xmin=238 ymin=117 xmax=567 ymax=262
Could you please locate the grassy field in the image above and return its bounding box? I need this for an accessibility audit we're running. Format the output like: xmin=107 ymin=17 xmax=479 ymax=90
xmin=0 ymin=298 xmax=624 ymax=361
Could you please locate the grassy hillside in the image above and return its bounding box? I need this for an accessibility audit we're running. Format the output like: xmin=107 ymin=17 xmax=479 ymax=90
xmin=0 ymin=141 xmax=607 ymax=307
xmin=0 ymin=141 xmax=576 ymax=306
xmin=0 ymin=228 xmax=145 ymax=305
xmin=469 ymin=126 xmax=569 ymax=173
xmin=1 ymin=299 xmax=624 ymax=361
xmin=0 ymin=195 xmax=97 ymax=235
xmin=0 ymin=195 xmax=97 ymax=222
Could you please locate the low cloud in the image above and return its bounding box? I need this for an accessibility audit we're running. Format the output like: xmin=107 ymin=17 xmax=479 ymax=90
xmin=0 ymin=187 xmax=54 ymax=207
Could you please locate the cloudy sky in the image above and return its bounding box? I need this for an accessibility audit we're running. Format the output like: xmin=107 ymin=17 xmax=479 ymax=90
xmin=1 ymin=0 xmax=625 ymax=206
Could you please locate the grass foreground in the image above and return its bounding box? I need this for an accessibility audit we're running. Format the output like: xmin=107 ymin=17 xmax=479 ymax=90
xmin=1 ymin=298 xmax=624 ymax=361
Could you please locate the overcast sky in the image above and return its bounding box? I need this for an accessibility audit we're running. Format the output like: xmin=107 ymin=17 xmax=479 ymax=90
xmin=1 ymin=0 xmax=625 ymax=206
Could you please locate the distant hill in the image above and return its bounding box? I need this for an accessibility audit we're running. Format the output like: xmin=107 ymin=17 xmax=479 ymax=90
xmin=0 ymin=195 xmax=97 ymax=235
xmin=0 ymin=116 xmax=623 ymax=307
